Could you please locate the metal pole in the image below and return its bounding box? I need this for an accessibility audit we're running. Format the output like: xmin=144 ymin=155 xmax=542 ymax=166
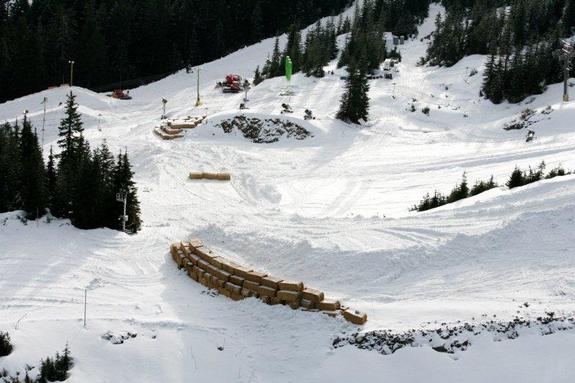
xmin=122 ymin=196 xmax=127 ymax=233
xmin=196 ymin=67 xmax=201 ymax=106
xmin=564 ymin=54 xmax=570 ymax=102
xmin=41 ymin=97 xmax=47 ymax=150
xmin=83 ymin=289 xmax=87 ymax=328
xmin=68 ymin=61 xmax=75 ymax=88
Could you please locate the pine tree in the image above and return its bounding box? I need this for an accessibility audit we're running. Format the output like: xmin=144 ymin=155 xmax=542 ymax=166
xmin=337 ymin=64 xmax=370 ymax=124
xmin=268 ymin=37 xmax=283 ymax=78
xmin=54 ymin=92 xmax=85 ymax=218
xmin=111 ymin=151 xmax=142 ymax=233
xmin=0 ymin=122 xmax=22 ymax=212
xmin=46 ymin=146 xmax=57 ymax=210
xmin=284 ymin=24 xmax=303 ymax=73
xmin=253 ymin=66 xmax=264 ymax=86
xmin=18 ymin=119 xmax=46 ymax=218
xmin=57 ymin=92 xmax=84 ymax=162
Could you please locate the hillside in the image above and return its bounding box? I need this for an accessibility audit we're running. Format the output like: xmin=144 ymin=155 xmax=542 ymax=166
xmin=1 ymin=4 xmax=575 ymax=382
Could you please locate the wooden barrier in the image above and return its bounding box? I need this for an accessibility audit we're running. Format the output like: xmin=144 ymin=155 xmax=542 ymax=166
xmin=170 ymin=240 xmax=367 ymax=326
xmin=189 ymin=172 xmax=232 ymax=181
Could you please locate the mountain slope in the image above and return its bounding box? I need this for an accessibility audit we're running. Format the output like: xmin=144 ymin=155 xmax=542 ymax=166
xmin=1 ymin=3 xmax=575 ymax=382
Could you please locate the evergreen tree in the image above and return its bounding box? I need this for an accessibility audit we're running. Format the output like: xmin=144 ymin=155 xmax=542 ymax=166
xmin=267 ymin=37 xmax=283 ymax=78
xmin=253 ymin=66 xmax=264 ymax=86
xmin=111 ymin=151 xmax=142 ymax=233
xmin=54 ymin=92 xmax=85 ymax=218
xmin=284 ymin=24 xmax=303 ymax=73
xmin=337 ymin=65 xmax=370 ymax=124
xmin=46 ymin=146 xmax=57 ymax=210
xmin=18 ymin=119 xmax=46 ymax=219
xmin=0 ymin=122 xmax=22 ymax=212
xmin=57 ymin=92 xmax=84 ymax=162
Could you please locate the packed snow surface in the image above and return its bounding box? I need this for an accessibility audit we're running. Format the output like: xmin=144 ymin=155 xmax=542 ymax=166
xmin=1 ymin=4 xmax=575 ymax=382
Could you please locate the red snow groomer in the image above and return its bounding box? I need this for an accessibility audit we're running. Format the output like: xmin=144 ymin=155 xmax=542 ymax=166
xmin=221 ymin=74 xmax=243 ymax=93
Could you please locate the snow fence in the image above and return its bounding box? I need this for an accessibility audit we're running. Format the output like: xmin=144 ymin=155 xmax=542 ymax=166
xmin=170 ymin=241 xmax=367 ymax=325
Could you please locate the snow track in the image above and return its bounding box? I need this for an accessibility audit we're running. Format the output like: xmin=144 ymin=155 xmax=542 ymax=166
xmin=1 ymin=3 xmax=575 ymax=382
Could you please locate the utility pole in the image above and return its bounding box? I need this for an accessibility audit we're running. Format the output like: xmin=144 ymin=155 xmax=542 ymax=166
xmin=195 ymin=67 xmax=202 ymax=107
xmin=116 ymin=191 xmax=128 ymax=233
xmin=41 ymin=97 xmax=47 ymax=150
xmin=68 ymin=60 xmax=75 ymax=88
xmin=560 ymin=40 xmax=574 ymax=102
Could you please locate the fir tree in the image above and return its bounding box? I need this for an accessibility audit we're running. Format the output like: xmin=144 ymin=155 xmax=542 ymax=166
xmin=111 ymin=151 xmax=142 ymax=233
xmin=253 ymin=66 xmax=264 ymax=86
xmin=18 ymin=119 xmax=46 ymax=219
xmin=45 ymin=146 xmax=57 ymax=210
xmin=57 ymin=92 xmax=84 ymax=162
xmin=284 ymin=24 xmax=303 ymax=73
xmin=337 ymin=64 xmax=370 ymax=124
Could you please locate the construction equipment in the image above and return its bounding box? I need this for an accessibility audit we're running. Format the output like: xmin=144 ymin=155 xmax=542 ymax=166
xmin=218 ymin=74 xmax=245 ymax=93
xmin=109 ymin=89 xmax=132 ymax=100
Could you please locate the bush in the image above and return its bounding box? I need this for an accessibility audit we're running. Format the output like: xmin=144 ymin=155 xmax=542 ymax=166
xmin=546 ymin=166 xmax=570 ymax=179
xmin=469 ymin=176 xmax=498 ymax=196
xmin=507 ymin=162 xmax=546 ymax=189
xmin=38 ymin=345 xmax=73 ymax=383
xmin=422 ymin=106 xmax=430 ymax=115
xmin=506 ymin=167 xmax=525 ymax=189
xmin=411 ymin=191 xmax=448 ymax=212
xmin=447 ymin=173 xmax=469 ymax=203
xmin=0 ymin=332 xmax=13 ymax=357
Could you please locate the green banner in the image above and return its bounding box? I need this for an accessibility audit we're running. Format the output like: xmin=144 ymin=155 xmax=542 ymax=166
xmin=285 ymin=56 xmax=293 ymax=82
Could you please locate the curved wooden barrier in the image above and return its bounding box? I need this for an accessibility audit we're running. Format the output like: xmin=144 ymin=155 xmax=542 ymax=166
xmin=170 ymin=240 xmax=367 ymax=325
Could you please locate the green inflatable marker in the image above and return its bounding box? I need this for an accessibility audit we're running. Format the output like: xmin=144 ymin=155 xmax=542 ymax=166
xmin=285 ymin=56 xmax=293 ymax=82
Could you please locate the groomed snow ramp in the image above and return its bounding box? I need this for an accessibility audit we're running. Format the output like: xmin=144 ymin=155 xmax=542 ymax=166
xmin=171 ymin=241 xmax=368 ymax=325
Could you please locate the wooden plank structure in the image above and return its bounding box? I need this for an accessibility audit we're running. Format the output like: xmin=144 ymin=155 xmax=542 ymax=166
xmin=189 ymin=172 xmax=231 ymax=181
xmin=170 ymin=240 xmax=368 ymax=325
xmin=154 ymin=115 xmax=207 ymax=140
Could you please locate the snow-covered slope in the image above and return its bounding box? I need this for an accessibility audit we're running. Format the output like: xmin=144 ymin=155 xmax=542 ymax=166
xmin=1 ymin=4 xmax=575 ymax=382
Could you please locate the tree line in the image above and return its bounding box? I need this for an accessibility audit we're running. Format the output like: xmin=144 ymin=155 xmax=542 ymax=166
xmin=0 ymin=0 xmax=352 ymax=103
xmin=412 ymin=162 xmax=571 ymax=212
xmin=424 ymin=0 xmax=575 ymax=104
xmin=0 ymin=92 xmax=141 ymax=232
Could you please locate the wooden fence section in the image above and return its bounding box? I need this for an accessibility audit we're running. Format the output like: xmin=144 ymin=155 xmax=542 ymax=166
xmin=170 ymin=240 xmax=367 ymax=325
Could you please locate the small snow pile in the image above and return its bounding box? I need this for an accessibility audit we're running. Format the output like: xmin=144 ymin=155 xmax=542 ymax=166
xmin=215 ymin=115 xmax=312 ymax=143
xmin=333 ymin=312 xmax=575 ymax=356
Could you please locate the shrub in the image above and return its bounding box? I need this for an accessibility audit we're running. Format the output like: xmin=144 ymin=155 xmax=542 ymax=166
xmin=546 ymin=166 xmax=570 ymax=179
xmin=422 ymin=106 xmax=430 ymax=115
xmin=411 ymin=191 xmax=448 ymax=212
xmin=447 ymin=173 xmax=469 ymax=203
xmin=38 ymin=345 xmax=73 ymax=383
xmin=0 ymin=332 xmax=13 ymax=357
xmin=469 ymin=176 xmax=498 ymax=196
xmin=506 ymin=167 xmax=525 ymax=189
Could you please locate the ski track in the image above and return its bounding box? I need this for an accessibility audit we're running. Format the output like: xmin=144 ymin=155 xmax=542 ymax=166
xmin=1 ymin=3 xmax=575 ymax=382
